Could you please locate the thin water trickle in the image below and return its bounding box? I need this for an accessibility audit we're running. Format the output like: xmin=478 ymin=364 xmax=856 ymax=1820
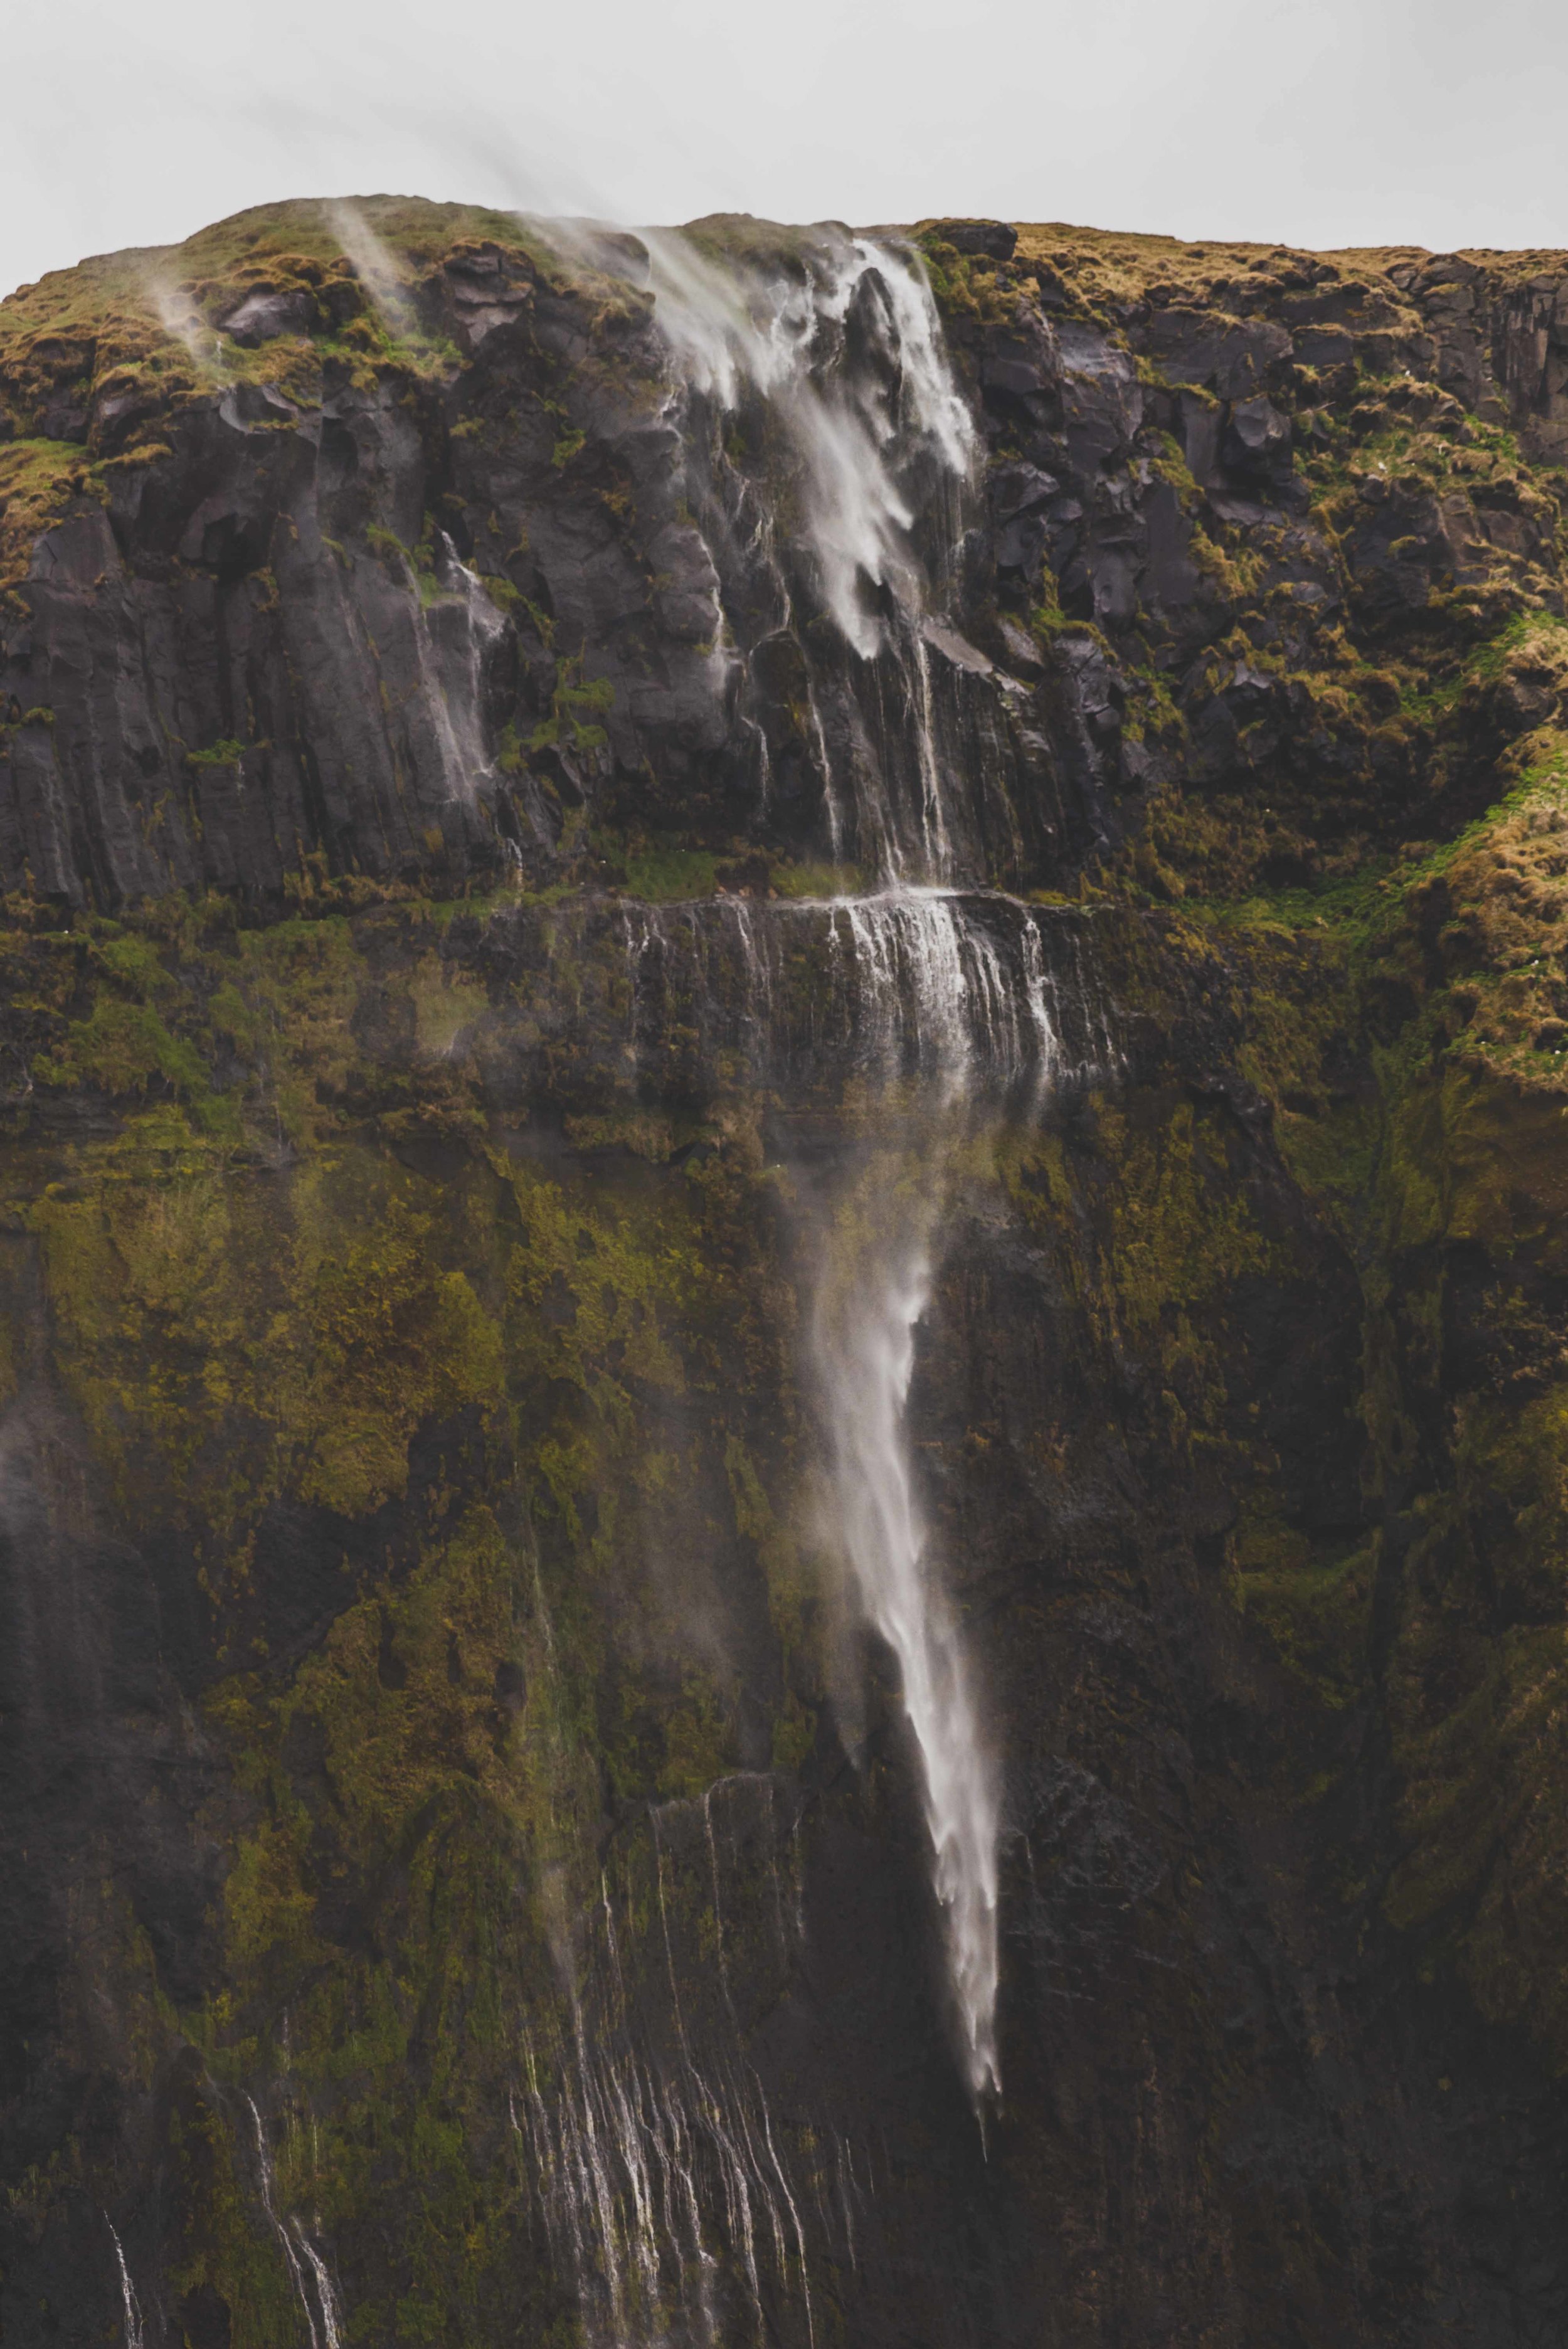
xmin=105 ymin=2216 xmax=144 ymax=2349
xmin=514 ymin=1789 xmax=832 ymax=2349
xmin=246 ymin=2096 xmax=346 ymax=2349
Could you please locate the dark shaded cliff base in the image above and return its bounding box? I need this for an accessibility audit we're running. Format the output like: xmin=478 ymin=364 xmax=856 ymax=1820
xmin=3 ymin=199 xmax=1568 ymax=2347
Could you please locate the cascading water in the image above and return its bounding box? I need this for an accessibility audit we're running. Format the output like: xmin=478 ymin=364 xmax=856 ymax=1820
xmin=628 ymin=221 xmax=1031 ymax=2111
xmin=633 ymin=220 xmax=992 ymax=886
xmin=812 ymin=1205 xmax=1001 ymax=2103
xmin=644 ymin=226 xmax=975 ymax=672
xmin=501 ymin=213 xmax=1102 ymax=2341
xmin=618 ymin=886 xmax=1068 ymax=1093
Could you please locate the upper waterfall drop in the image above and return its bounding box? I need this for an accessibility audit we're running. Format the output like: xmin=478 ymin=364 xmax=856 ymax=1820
xmin=643 ymin=226 xmax=977 ymax=667
xmin=629 ymin=219 xmax=987 ymax=888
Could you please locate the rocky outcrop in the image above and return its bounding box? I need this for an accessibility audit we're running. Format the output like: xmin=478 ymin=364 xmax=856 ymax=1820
xmin=5 ymin=206 xmax=1566 ymax=922
xmin=5 ymin=197 xmax=1568 ymax=2349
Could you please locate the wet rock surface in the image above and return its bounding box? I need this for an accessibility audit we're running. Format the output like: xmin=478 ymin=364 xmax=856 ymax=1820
xmin=3 ymin=198 xmax=1568 ymax=2348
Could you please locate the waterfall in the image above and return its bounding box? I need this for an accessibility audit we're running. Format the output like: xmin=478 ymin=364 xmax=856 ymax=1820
xmin=511 ymin=217 xmax=1098 ymax=2296
xmin=809 ymin=1133 xmax=1004 ymax=2107
xmin=585 ymin=221 xmax=1063 ymax=2109
xmin=645 ymin=226 xmax=974 ymax=667
xmin=612 ymin=878 xmax=1096 ymax=2114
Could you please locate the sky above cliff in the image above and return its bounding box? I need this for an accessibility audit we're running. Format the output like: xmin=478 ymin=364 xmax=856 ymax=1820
xmin=6 ymin=0 xmax=1566 ymax=296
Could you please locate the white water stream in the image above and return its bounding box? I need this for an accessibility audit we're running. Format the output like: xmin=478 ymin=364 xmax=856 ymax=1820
xmin=644 ymin=228 xmax=975 ymax=666
xmin=647 ymin=223 xmax=1014 ymax=2105
xmin=247 ymin=2096 xmax=346 ymax=2349
xmin=814 ymin=1218 xmax=1002 ymax=2102
xmin=105 ymin=2216 xmax=144 ymax=2349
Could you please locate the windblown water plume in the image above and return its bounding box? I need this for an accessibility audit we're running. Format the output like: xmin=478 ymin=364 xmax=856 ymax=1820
xmin=140 ymin=271 xmax=223 ymax=375
xmin=809 ymin=1138 xmax=1002 ymax=2106
xmin=643 ymin=223 xmax=978 ymax=883
xmin=322 ymin=199 xmax=421 ymax=337
xmin=642 ymin=224 xmax=975 ymax=664
xmin=529 ymin=209 xmax=992 ymax=883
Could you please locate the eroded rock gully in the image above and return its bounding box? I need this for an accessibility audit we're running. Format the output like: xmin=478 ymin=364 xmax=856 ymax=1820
xmin=3 ymin=198 xmax=1568 ymax=2346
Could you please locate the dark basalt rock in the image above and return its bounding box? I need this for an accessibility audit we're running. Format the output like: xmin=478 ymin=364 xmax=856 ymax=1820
xmin=939 ymin=218 xmax=1019 ymax=262
xmin=438 ymin=239 xmax=537 ymax=348
xmin=217 ymin=285 xmax=317 ymax=345
xmin=6 ymin=196 xmax=1568 ymax=2349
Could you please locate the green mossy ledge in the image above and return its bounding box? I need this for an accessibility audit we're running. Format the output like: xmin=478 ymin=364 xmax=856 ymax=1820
xmin=7 ymin=198 xmax=1568 ymax=2347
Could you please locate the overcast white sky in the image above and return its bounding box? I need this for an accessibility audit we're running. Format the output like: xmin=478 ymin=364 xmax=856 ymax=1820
xmin=4 ymin=0 xmax=1564 ymax=299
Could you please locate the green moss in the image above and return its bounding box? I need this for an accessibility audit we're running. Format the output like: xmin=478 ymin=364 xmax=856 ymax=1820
xmin=657 ymin=1667 xmax=738 ymax=1797
xmin=17 ymin=1042 xmax=794 ymax=2321
xmin=36 ymin=995 xmax=235 ymax=1133
xmin=1236 ymin=1502 xmax=1376 ymax=1708
xmin=529 ymin=660 xmax=614 ymax=756
xmin=726 ymin=1433 xmax=818 ymax=1769
xmin=1097 ymin=1096 xmax=1274 ymax=1388
xmin=914 ymin=233 xmax=1020 ymax=327
xmin=297 ymin=1204 xmax=503 ymax=1515
xmin=771 ymin=859 xmax=864 ymax=899
xmin=623 ymin=843 xmax=718 ymax=901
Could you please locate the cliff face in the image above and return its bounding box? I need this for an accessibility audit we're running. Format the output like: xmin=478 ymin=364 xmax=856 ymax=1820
xmin=4 ymin=197 xmax=1568 ymax=2349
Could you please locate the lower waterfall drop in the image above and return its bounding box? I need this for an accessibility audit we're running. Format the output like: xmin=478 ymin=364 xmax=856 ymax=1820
xmin=813 ymin=1190 xmax=1001 ymax=2106
xmin=801 ymin=872 xmax=1064 ymax=2108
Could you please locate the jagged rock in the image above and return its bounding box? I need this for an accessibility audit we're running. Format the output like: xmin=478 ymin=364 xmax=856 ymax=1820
xmin=218 ymin=285 xmax=317 ymax=344
xmin=940 ymin=218 xmax=1017 ymax=261
xmin=1143 ymin=305 xmax=1293 ymax=399
xmin=988 ymin=460 xmax=1057 ymax=581
xmin=440 ymin=240 xmax=536 ymax=348
xmin=1223 ymin=391 xmax=1293 ymax=490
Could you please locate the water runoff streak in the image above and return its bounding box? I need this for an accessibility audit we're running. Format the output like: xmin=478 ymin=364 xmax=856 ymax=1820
xmin=105 ymin=2217 xmax=144 ymax=2349
xmin=246 ymin=2096 xmax=346 ymax=2349
xmin=513 ymin=1771 xmax=857 ymax=2349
